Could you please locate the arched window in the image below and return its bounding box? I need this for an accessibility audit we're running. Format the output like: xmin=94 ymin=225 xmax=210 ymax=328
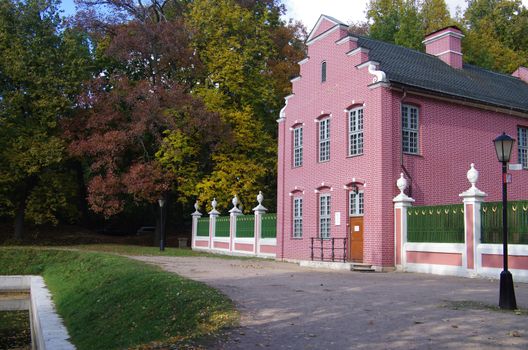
xmin=321 ymin=61 xmax=327 ymax=82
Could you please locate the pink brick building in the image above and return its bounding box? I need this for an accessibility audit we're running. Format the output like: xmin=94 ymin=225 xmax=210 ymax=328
xmin=276 ymin=15 xmax=528 ymax=270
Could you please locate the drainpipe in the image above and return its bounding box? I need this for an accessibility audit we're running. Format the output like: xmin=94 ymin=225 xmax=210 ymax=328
xmin=399 ymin=89 xmax=413 ymax=197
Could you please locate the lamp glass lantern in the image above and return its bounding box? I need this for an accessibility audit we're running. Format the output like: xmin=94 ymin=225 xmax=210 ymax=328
xmin=493 ymin=132 xmax=515 ymax=163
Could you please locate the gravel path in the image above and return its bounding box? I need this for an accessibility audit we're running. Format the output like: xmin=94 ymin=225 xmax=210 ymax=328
xmin=132 ymin=256 xmax=528 ymax=350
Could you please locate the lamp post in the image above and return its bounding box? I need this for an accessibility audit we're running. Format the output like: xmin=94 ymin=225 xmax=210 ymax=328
xmin=158 ymin=197 xmax=166 ymax=251
xmin=493 ymin=132 xmax=517 ymax=310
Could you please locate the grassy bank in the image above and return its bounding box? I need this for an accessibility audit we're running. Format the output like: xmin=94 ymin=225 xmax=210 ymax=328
xmin=0 ymin=248 xmax=238 ymax=349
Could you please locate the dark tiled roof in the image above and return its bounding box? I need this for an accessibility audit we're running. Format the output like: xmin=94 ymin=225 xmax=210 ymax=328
xmin=355 ymin=35 xmax=528 ymax=112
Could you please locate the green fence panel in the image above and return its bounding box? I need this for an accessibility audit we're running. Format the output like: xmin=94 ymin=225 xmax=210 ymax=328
xmin=236 ymin=216 xmax=255 ymax=238
xmin=215 ymin=216 xmax=230 ymax=237
xmin=481 ymin=201 xmax=528 ymax=244
xmin=196 ymin=217 xmax=209 ymax=236
xmin=261 ymin=213 xmax=277 ymax=239
xmin=408 ymin=204 xmax=464 ymax=243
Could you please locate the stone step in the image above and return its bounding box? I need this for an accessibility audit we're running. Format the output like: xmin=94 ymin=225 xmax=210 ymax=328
xmin=351 ymin=263 xmax=376 ymax=272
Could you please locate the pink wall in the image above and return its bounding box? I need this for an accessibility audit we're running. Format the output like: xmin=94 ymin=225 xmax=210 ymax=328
xmin=277 ymin=17 xmax=528 ymax=268
xmin=407 ymin=251 xmax=463 ymax=266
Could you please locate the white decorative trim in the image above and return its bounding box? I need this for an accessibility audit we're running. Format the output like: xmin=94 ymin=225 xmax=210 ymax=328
xmin=307 ymin=24 xmax=349 ymax=46
xmin=368 ymin=63 xmax=387 ymax=83
xmin=213 ymin=237 xmax=230 ymax=243
xmin=290 ymin=76 xmax=301 ymax=82
xmin=405 ymin=242 xmax=464 ymax=254
xmin=423 ymin=30 xmax=464 ymax=45
xmin=284 ymin=94 xmax=295 ymax=100
xmin=336 ymin=36 xmax=358 ymax=45
xmin=356 ymin=60 xmax=379 ymax=70
xmin=347 ymin=47 xmax=369 ymax=57
xmin=434 ymin=50 xmax=463 ymax=57
xmin=298 ymin=57 xmax=309 ymax=65
xmin=478 ymin=243 xmax=528 ymax=256
xmin=404 ymin=263 xmax=469 ymax=277
xmin=260 ymin=238 xmax=277 ymax=246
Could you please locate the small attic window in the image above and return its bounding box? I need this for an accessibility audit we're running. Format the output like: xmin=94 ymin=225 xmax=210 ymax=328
xmin=321 ymin=61 xmax=327 ymax=82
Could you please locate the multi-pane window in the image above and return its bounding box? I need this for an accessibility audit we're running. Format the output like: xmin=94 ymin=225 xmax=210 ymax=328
xmin=402 ymin=105 xmax=419 ymax=154
xmin=519 ymin=127 xmax=528 ymax=169
xmin=293 ymin=197 xmax=303 ymax=238
xmin=321 ymin=61 xmax=327 ymax=82
xmin=319 ymin=194 xmax=331 ymax=239
xmin=349 ymin=108 xmax=364 ymax=156
xmin=319 ymin=118 xmax=330 ymax=162
xmin=293 ymin=127 xmax=303 ymax=167
xmin=349 ymin=191 xmax=364 ymax=216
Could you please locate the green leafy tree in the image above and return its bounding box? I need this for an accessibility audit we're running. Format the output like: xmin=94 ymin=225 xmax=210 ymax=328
xmin=463 ymin=0 xmax=528 ymax=72
xmin=0 ymin=0 xmax=91 ymax=239
xmin=367 ymin=0 xmax=423 ymax=49
xmin=186 ymin=0 xmax=303 ymax=212
xmin=421 ymin=0 xmax=452 ymax=33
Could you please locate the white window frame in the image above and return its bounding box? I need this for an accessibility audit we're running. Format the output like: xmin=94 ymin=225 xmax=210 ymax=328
xmin=319 ymin=118 xmax=330 ymax=162
xmin=293 ymin=197 xmax=303 ymax=238
xmin=402 ymin=104 xmax=419 ymax=154
xmin=348 ymin=107 xmax=364 ymax=156
xmin=319 ymin=194 xmax=331 ymax=239
xmin=349 ymin=191 xmax=364 ymax=217
xmin=293 ymin=126 xmax=303 ymax=167
xmin=519 ymin=127 xmax=528 ymax=169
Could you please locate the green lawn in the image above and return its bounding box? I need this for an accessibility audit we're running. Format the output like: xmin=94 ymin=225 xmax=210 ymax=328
xmin=0 ymin=248 xmax=238 ymax=349
xmin=71 ymin=243 xmax=258 ymax=260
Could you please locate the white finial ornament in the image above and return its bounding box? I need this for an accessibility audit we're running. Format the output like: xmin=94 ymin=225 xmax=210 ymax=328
xmin=397 ymin=173 xmax=407 ymax=195
xmin=211 ymin=198 xmax=217 ymax=210
xmin=232 ymin=195 xmax=238 ymax=207
xmin=459 ymin=163 xmax=487 ymax=199
xmin=194 ymin=201 xmax=199 ymax=211
xmin=257 ymin=191 xmax=264 ymax=205
xmin=467 ymin=163 xmax=479 ymax=188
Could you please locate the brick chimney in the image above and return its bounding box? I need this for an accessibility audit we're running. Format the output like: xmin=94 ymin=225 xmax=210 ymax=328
xmin=512 ymin=67 xmax=528 ymax=84
xmin=423 ymin=26 xmax=464 ymax=69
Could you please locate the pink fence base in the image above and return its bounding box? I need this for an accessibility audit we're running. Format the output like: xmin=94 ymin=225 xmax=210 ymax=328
xmin=394 ymin=167 xmax=528 ymax=283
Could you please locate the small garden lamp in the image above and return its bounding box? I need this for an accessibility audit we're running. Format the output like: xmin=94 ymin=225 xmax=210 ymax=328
xmin=493 ymin=132 xmax=517 ymax=310
xmin=158 ymin=197 xmax=166 ymax=252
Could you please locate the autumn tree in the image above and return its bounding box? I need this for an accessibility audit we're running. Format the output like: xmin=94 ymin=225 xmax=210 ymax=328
xmin=67 ymin=0 xmax=228 ymax=228
xmin=0 ymin=0 xmax=92 ymax=239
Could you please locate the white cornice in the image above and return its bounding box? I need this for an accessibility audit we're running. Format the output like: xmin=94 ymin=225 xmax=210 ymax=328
xmin=336 ymin=36 xmax=358 ymax=45
xmin=306 ymin=24 xmax=349 ymax=46
xmin=298 ymin=57 xmax=309 ymax=65
xmin=347 ymin=47 xmax=370 ymax=57
xmin=423 ymin=30 xmax=464 ymax=45
xmin=290 ymin=76 xmax=301 ymax=83
xmin=435 ymin=50 xmax=463 ymax=57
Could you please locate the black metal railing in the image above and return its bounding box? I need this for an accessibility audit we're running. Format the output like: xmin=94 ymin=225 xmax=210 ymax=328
xmin=310 ymin=237 xmax=347 ymax=262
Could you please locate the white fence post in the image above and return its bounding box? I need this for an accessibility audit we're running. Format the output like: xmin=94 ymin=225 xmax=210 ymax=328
xmin=459 ymin=163 xmax=487 ymax=275
xmin=191 ymin=201 xmax=202 ymax=249
xmin=208 ymin=198 xmax=220 ymax=250
xmin=253 ymin=191 xmax=268 ymax=255
xmin=229 ymin=195 xmax=242 ymax=252
xmin=393 ymin=173 xmax=415 ymax=270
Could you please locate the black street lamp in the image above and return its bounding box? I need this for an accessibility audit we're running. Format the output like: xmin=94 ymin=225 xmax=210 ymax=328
xmin=158 ymin=197 xmax=166 ymax=252
xmin=493 ymin=132 xmax=517 ymax=310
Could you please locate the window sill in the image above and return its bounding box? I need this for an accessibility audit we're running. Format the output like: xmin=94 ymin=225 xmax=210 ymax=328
xmin=403 ymin=152 xmax=423 ymax=158
xmin=347 ymin=153 xmax=364 ymax=159
xmin=291 ymin=237 xmax=303 ymax=240
xmin=318 ymin=159 xmax=331 ymax=163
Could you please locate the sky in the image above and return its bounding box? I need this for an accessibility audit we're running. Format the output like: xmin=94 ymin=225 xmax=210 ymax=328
xmin=59 ymin=0 xmax=528 ymax=29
